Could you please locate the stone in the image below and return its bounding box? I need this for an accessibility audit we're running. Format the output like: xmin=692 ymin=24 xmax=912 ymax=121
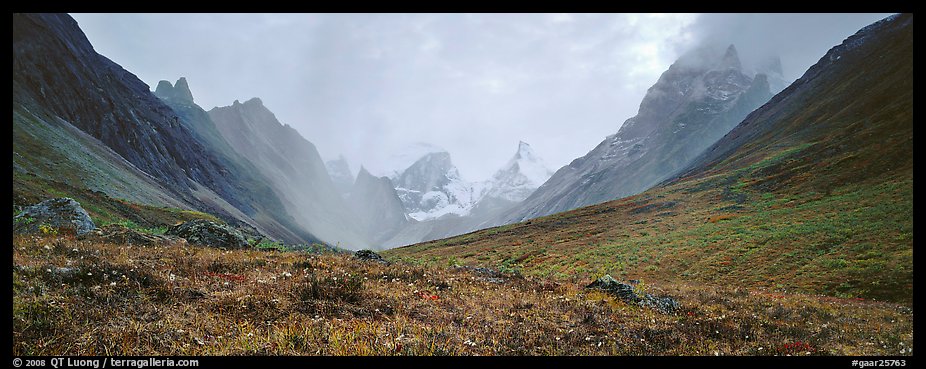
xmin=165 ymin=219 xmax=248 ymax=249
xmin=14 ymin=198 xmax=96 ymax=236
xmin=586 ymin=274 xmax=679 ymax=314
xmin=353 ymin=249 xmax=390 ymax=265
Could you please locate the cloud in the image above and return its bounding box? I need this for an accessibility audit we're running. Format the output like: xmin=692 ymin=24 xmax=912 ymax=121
xmin=69 ymin=13 xmax=890 ymax=182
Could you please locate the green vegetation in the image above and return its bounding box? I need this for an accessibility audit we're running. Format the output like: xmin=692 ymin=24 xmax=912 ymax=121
xmin=386 ymin=171 xmax=913 ymax=303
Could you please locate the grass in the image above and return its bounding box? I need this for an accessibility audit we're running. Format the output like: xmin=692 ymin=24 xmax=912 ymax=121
xmin=12 ymin=233 xmax=912 ymax=356
xmin=386 ymin=167 xmax=913 ymax=304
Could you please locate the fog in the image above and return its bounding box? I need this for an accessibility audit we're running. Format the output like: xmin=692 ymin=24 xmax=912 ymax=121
xmin=71 ymin=13 xmax=890 ymax=182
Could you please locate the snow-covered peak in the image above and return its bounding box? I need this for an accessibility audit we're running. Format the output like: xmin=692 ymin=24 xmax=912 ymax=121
xmin=495 ymin=141 xmax=554 ymax=188
xmin=480 ymin=141 xmax=554 ymax=203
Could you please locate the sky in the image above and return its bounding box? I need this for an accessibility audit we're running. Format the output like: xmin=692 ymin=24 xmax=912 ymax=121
xmin=71 ymin=13 xmax=890 ymax=182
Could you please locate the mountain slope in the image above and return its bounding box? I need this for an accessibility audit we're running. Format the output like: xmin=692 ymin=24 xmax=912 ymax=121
xmin=154 ymin=78 xmax=321 ymax=244
xmin=13 ymin=13 xmax=317 ymax=243
xmin=348 ymin=167 xmax=409 ymax=245
xmin=208 ymin=99 xmax=369 ymax=249
xmin=386 ymin=14 xmax=912 ymax=303
xmin=498 ymin=44 xmax=773 ymax=224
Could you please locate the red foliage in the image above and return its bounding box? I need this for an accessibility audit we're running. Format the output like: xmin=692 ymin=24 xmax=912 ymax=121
xmin=418 ymin=291 xmax=439 ymax=300
xmin=778 ymin=341 xmax=815 ymax=354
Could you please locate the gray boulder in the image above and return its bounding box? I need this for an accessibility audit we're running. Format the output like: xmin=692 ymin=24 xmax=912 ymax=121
xmin=353 ymin=249 xmax=389 ymax=265
xmin=165 ymin=219 xmax=248 ymax=249
xmin=586 ymin=275 xmax=679 ymax=314
xmin=14 ymin=198 xmax=96 ymax=236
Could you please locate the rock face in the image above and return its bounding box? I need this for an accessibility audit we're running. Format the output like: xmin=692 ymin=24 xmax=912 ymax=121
xmin=349 ymin=167 xmax=409 ymax=245
xmin=497 ymin=44 xmax=774 ymax=224
xmin=14 ymin=198 xmax=96 ymax=236
xmin=165 ymin=219 xmax=249 ymax=249
xmin=586 ymin=275 xmax=679 ymax=314
xmin=352 ymin=249 xmax=389 ymax=265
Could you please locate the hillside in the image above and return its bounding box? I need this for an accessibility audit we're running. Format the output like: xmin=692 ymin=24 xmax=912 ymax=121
xmin=386 ymin=14 xmax=913 ymax=304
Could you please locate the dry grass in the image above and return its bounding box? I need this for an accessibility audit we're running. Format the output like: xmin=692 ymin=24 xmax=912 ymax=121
xmin=13 ymin=234 xmax=913 ymax=356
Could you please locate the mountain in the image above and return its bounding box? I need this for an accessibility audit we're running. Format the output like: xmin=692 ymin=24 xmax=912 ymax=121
xmin=387 ymin=14 xmax=912 ymax=303
xmin=348 ymin=167 xmax=409 ymax=245
xmin=679 ymin=13 xmax=912 ymax=192
xmin=480 ymin=141 xmax=554 ymax=203
xmin=13 ymin=13 xmax=318 ymax=244
xmin=392 ymin=150 xmax=480 ymax=221
xmin=325 ymin=155 xmax=355 ymax=197
xmin=497 ymin=44 xmax=774 ymax=224
xmin=376 ymin=141 xmax=553 ymax=249
xmin=153 ymin=78 xmax=318 ymax=243
xmin=208 ymin=98 xmax=369 ymax=249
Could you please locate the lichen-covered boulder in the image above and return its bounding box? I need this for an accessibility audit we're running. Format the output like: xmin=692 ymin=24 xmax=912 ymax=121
xmin=353 ymin=249 xmax=389 ymax=265
xmin=586 ymin=275 xmax=680 ymax=314
xmin=165 ymin=219 xmax=248 ymax=249
xmin=14 ymin=198 xmax=96 ymax=236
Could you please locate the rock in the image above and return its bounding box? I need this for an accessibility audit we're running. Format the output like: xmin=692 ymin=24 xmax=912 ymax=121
xmin=586 ymin=275 xmax=679 ymax=314
xmin=81 ymin=224 xmax=179 ymax=246
xmin=13 ymin=198 xmax=96 ymax=236
xmin=165 ymin=219 xmax=248 ymax=249
xmin=353 ymin=250 xmax=389 ymax=265
xmin=452 ymin=265 xmax=508 ymax=284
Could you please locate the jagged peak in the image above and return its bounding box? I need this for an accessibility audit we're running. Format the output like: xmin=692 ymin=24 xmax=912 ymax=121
xmin=243 ymin=97 xmax=263 ymax=106
xmin=720 ymin=44 xmax=742 ymax=70
xmin=155 ymin=80 xmax=173 ymax=94
xmin=153 ymin=77 xmax=194 ymax=104
xmin=515 ymin=141 xmax=537 ymax=159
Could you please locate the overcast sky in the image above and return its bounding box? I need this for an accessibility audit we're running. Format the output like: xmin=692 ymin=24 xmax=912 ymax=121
xmin=71 ymin=13 xmax=890 ymax=182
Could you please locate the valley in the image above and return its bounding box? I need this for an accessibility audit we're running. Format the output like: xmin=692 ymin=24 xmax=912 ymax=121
xmin=12 ymin=12 xmax=913 ymax=357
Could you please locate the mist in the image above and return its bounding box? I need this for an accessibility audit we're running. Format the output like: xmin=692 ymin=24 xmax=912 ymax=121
xmin=70 ymin=13 xmax=890 ymax=182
